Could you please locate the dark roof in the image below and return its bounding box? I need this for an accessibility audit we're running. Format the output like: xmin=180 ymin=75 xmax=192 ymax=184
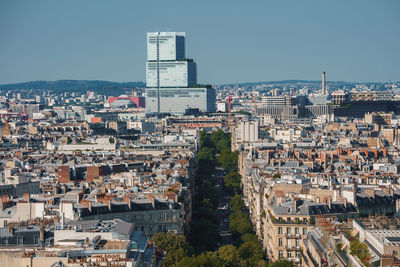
xmin=114 ymin=220 xmax=133 ymax=236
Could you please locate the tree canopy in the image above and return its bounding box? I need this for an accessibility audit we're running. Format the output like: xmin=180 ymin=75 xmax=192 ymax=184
xmin=151 ymin=232 xmax=193 ymax=267
xmin=165 ymin=130 xmax=267 ymax=266
xmin=224 ymin=172 xmax=241 ymax=194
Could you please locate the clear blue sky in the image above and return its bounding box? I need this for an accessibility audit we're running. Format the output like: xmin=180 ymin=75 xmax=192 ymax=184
xmin=0 ymin=0 xmax=399 ymax=85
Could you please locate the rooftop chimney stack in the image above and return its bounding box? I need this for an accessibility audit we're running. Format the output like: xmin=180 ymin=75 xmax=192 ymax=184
xmin=322 ymin=71 xmax=326 ymax=95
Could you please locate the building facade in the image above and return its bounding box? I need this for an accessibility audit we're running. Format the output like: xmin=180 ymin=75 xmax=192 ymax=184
xmin=146 ymin=60 xmax=197 ymax=88
xmin=145 ymin=32 xmax=215 ymax=114
xmin=145 ymin=87 xmax=215 ymax=114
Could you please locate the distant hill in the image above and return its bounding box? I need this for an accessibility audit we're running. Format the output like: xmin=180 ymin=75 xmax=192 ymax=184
xmin=220 ymin=80 xmax=361 ymax=87
xmin=0 ymin=80 xmax=146 ymax=96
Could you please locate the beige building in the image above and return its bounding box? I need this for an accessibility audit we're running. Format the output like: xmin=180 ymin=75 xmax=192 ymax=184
xmin=364 ymin=112 xmax=394 ymax=125
xmin=0 ymin=201 xmax=45 ymax=227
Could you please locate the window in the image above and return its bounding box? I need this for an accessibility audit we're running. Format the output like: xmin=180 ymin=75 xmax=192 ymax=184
xmin=278 ymin=250 xmax=283 ymax=259
xmin=286 ymin=227 xmax=291 ymax=235
xmin=17 ymin=236 xmax=23 ymax=246
xmin=303 ymin=218 xmax=307 ymax=223
xmin=34 ymin=236 xmax=39 ymax=245
xmin=287 ymin=251 xmax=292 ymax=258
xmin=287 ymin=239 xmax=291 ymax=248
xmin=296 ymin=251 xmax=300 ymax=259
xmin=295 ymin=239 xmax=299 ymax=247
xmin=278 ymin=238 xmax=282 ymax=246
xmin=278 ymin=227 xmax=282 ymax=234
xmin=295 ymin=227 xmax=299 ymax=235
xmin=303 ymin=228 xmax=307 ymax=235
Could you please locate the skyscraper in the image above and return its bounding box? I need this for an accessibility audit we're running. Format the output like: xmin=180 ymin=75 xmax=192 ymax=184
xmin=145 ymin=32 xmax=215 ymax=115
xmin=147 ymin=32 xmax=185 ymax=61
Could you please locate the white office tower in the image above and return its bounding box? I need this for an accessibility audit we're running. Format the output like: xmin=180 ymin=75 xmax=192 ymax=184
xmin=145 ymin=32 xmax=216 ymax=114
xmin=146 ymin=60 xmax=197 ymax=87
xmin=238 ymin=120 xmax=259 ymax=143
xmin=146 ymin=32 xmax=196 ymax=87
xmin=147 ymin=32 xmax=185 ymax=61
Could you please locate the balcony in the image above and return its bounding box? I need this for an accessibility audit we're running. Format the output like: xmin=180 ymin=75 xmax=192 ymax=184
xmin=269 ymin=216 xmax=313 ymax=225
xmin=286 ymin=245 xmax=301 ymax=251
xmin=285 ymin=233 xmax=302 ymax=239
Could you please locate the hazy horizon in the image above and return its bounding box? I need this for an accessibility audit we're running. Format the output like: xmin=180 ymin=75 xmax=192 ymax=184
xmin=1 ymin=0 xmax=399 ymax=84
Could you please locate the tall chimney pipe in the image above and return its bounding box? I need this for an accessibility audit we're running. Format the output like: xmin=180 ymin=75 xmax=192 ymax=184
xmin=322 ymin=72 xmax=326 ymax=95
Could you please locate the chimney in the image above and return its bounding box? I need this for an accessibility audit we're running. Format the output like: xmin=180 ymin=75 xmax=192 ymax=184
xmin=328 ymin=197 xmax=332 ymax=210
xmin=150 ymin=195 xmax=155 ymax=209
xmin=9 ymin=225 xmax=14 ymax=235
xmin=294 ymin=199 xmax=302 ymax=211
xmin=40 ymin=226 xmax=45 ymax=244
xmin=396 ymin=199 xmax=400 ymax=214
xmin=322 ymin=72 xmax=326 ymax=95
xmin=53 ymin=185 xmax=58 ymax=195
xmin=123 ymin=196 xmax=132 ymax=210
xmin=107 ymin=199 xmax=112 ymax=212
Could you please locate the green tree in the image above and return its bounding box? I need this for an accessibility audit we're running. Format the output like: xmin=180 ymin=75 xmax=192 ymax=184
xmin=218 ymin=149 xmax=239 ymax=173
xmin=200 ymin=130 xmax=213 ymax=149
xmin=269 ymin=259 xmax=295 ymax=267
xmin=177 ymin=252 xmax=222 ymax=267
xmin=229 ymin=211 xmax=253 ymax=235
xmin=217 ymin=245 xmax=244 ymax=267
xmin=210 ymin=129 xmax=230 ymax=153
xmin=197 ymin=147 xmax=216 ymax=177
xmin=196 ymin=198 xmax=219 ymax=224
xmin=224 ymin=172 xmax=241 ymax=193
xmin=230 ymin=194 xmax=244 ymax=211
xmin=109 ymin=137 xmax=115 ymax=144
xmin=191 ymin=218 xmax=220 ymax=253
xmin=216 ymin=138 xmax=230 ymax=153
xmin=241 ymin=233 xmax=258 ymax=243
xmin=151 ymin=232 xmax=193 ymax=266
xmin=239 ymin=241 xmax=265 ymax=266
xmin=67 ymin=137 xmax=72 ymax=144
